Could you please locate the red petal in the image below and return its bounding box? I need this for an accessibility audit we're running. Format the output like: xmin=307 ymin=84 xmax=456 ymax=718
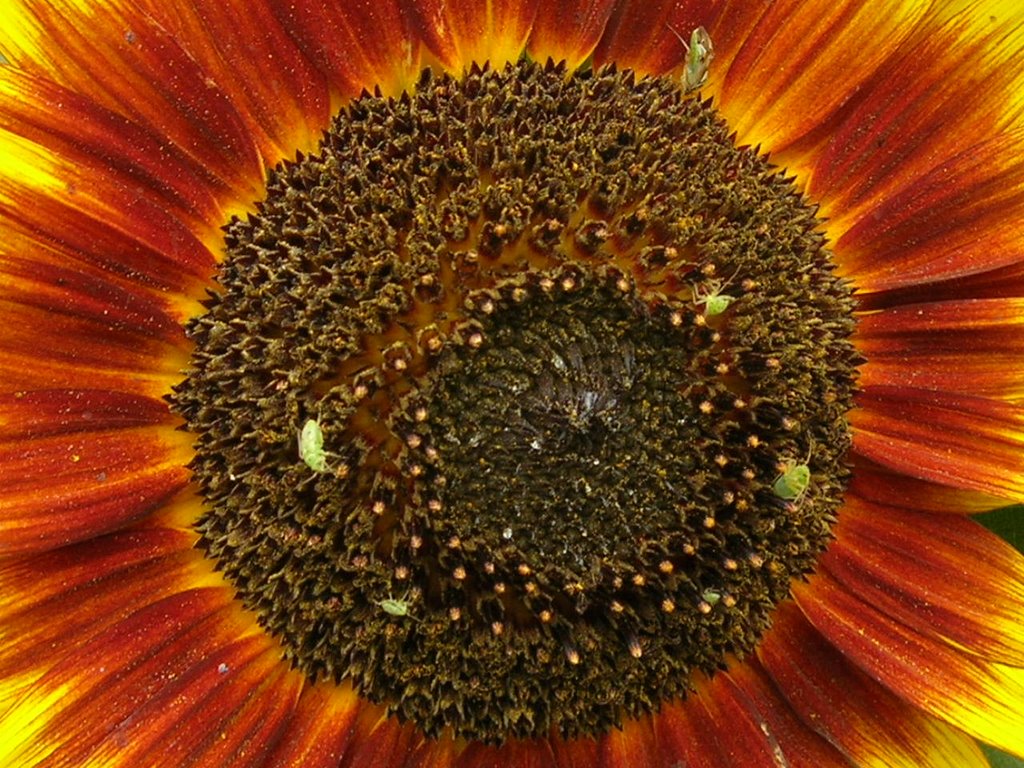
xmin=137 ymin=0 xmax=334 ymax=156
xmin=822 ymin=498 xmax=1024 ymax=667
xmin=724 ymin=660 xmax=851 ymax=767
xmin=3 ymin=1 xmax=272 ymax=192
xmin=809 ymin=8 xmax=1024 ymax=290
xmin=711 ymin=0 xmax=928 ymax=159
xmin=655 ymin=672 xmax=805 ymax=768
xmin=592 ymin=0 xmax=729 ymax=77
xmin=761 ymin=601 xmax=989 ymax=767
xmin=0 ymin=528 xmax=200 ymax=682
xmin=261 ymin=684 xmax=362 ymax=768
xmin=405 ymin=0 xmax=538 ymax=72
xmin=830 ymin=133 xmax=1024 ymax=292
xmin=528 ymin=1 xmax=618 ymax=70
xmin=846 ymin=456 xmax=1005 ymax=516
xmin=851 ymin=386 xmax=1024 ymax=501
xmin=264 ymin=0 xmax=425 ymax=100
xmin=794 ymin=572 xmax=1024 ymax=758
xmin=0 ymin=68 xmax=232 ymax=243
xmin=452 ymin=739 xmax=557 ymax=768
xmin=0 ymin=390 xmax=189 ymax=554
xmin=856 ymin=298 xmax=1024 ymax=398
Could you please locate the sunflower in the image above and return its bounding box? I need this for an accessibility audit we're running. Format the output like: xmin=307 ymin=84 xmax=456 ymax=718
xmin=3 ymin=0 xmax=1024 ymax=765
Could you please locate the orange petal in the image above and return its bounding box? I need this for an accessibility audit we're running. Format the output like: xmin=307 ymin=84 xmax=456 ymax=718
xmin=851 ymin=386 xmax=1024 ymax=501
xmin=824 ymin=498 xmax=1024 ymax=666
xmin=794 ymin=571 xmax=1024 ymax=758
xmin=856 ymin=298 xmax=1024 ymax=398
xmin=0 ymin=68 xmax=231 ymax=244
xmin=0 ymin=528 xmax=202 ymax=684
xmin=711 ymin=0 xmax=928 ymax=158
xmin=0 ymin=580 xmax=264 ymax=764
xmin=261 ymin=684 xmax=363 ymax=768
xmin=527 ymin=0 xmax=618 ymax=70
xmin=723 ymin=660 xmax=851 ymax=767
xmin=846 ymin=455 xmax=1006 ymax=516
xmin=2 ymin=0 xmax=273 ymax=198
xmin=452 ymin=739 xmax=557 ymax=768
xmin=597 ymin=715 xmax=662 ymax=768
xmin=591 ymin=0 xmax=728 ymax=77
xmin=134 ymin=0 xmax=334 ymax=156
xmin=808 ymin=8 xmax=1024 ymax=290
xmin=341 ymin=709 xmax=425 ymax=768
xmin=0 ymin=391 xmax=189 ymax=554
xmin=256 ymin=0 xmax=425 ymax=101
xmin=406 ymin=0 xmax=538 ymax=73
xmin=829 ymin=132 xmax=1024 ymax=293
xmin=0 ymin=524 xmax=366 ymax=768
xmin=654 ymin=670 xmax=824 ymax=768
xmin=653 ymin=695 xmax=727 ymax=768
xmin=760 ymin=601 xmax=989 ymax=767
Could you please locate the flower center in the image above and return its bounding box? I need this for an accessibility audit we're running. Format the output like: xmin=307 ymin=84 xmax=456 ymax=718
xmin=170 ymin=60 xmax=859 ymax=744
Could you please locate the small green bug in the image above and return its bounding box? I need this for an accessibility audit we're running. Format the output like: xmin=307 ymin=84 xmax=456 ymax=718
xmin=701 ymin=588 xmax=722 ymax=606
xmin=691 ymin=279 xmax=735 ymax=316
xmin=667 ymin=25 xmax=715 ymax=93
xmin=772 ymin=447 xmax=813 ymax=503
xmin=378 ymin=593 xmax=418 ymax=620
xmin=298 ymin=418 xmax=331 ymax=473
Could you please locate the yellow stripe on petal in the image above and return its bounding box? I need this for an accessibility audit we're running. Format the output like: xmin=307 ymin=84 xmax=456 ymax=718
xmin=0 ymin=683 xmax=70 ymax=767
xmin=409 ymin=0 xmax=538 ymax=74
xmin=795 ymin=573 xmax=1024 ymax=759
xmin=0 ymin=128 xmax=63 ymax=201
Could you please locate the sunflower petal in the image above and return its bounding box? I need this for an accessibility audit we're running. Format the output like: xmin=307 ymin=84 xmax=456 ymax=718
xmin=590 ymin=0 xmax=727 ymax=77
xmin=527 ymin=0 xmax=617 ymax=71
xmin=724 ymin=660 xmax=852 ymax=767
xmin=340 ymin=710 xmax=423 ymax=768
xmin=0 ymin=391 xmax=190 ymax=553
xmin=1 ymin=0 xmax=275 ymax=195
xmin=261 ymin=684 xmax=362 ymax=768
xmin=808 ymin=7 xmax=1024 ymax=290
xmin=794 ymin=573 xmax=1024 ymax=758
xmin=851 ymin=386 xmax=1024 ymax=501
xmin=0 ymin=529 xmax=200 ymax=687
xmin=654 ymin=671 xmax=822 ymax=768
xmin=761 ymin=601 xmax=989 ymax=768
xmin=256 ymin=0 xmax=424 ymax=101
xmin=856 ymin=298 xmax=1024 ymax=398
xmin=846 ymin=456 xmax=1006 ymax=516
xmin=711 ymin=0 xmax=927 ymax=158
xmin=406 ymin=0 xmax=538 ymax=73
xmin=134 ymin=0 xmax=334 ymax=157
xmin=0 ymin=585 xmax=256 ymax=766
xmin=821 ymin=498 xmax=1024 ymax=667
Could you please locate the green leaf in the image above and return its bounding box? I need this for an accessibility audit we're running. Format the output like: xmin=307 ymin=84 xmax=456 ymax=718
xmin=981 ymin=744 xmax=1024 ymax=768
xmin=975 ymin=504 xmax=1024 ymax=554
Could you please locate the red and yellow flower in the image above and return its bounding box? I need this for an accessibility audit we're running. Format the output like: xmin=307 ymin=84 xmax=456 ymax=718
xmin=3 ymin=1 xmax=1024 ymax=766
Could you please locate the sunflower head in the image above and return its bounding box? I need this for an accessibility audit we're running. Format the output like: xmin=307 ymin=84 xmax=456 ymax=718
xmin=5 ymin=2 xmax=1024 ymax=766
xmin=170 ymin=57 xmax=859 ymax=743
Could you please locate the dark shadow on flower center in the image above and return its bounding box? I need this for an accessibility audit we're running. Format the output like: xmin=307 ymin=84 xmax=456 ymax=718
xmin=170 ymin=60 xmax=860 ymax=744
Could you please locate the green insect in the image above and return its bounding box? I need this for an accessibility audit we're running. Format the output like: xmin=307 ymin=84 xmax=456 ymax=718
xmin=692 ymin=279 xmax=735 ymax=316
xmin=298 ymin=418 xmax=331 ymax=473
xmin=378 ymin=593 xmax=418 ymax=620
xmin=701 ymin=588 xmax=722 ymax=606
xmin=667 ymin=25 xmax=715 ymax=93
xmin=772 ymin=448 xmax=813 ymax=503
